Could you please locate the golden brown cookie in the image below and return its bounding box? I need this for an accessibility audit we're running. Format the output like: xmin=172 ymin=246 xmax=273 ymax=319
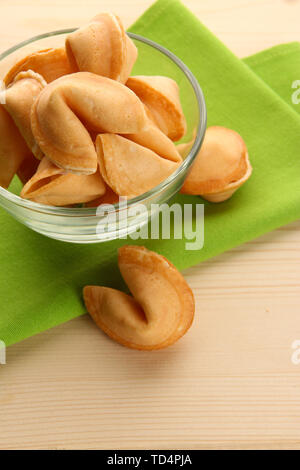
xmin=83 ymin=245 xmax=195 ymax=350
xmin=181 ymin=126 xmax=252 ymax=202
xmin=31 ymin=72 xmax=148 ymax=175
xmin=124 ymin=118 xmax=182 ymax=163
xmin=126 ymin=75 xmax=187 ymax=141
xmin=85 ymin=186 xmax=120 ymax=207
xmin=0 ymin=105 xmax=33 ymax=188
xmin=4 ymin=48 xmax=74 ymax=86
xmin=21 ymin=156 xmax=106 ymax=206
xmin=17 ymin=153 xmax=40 ymax=185
xmin=96 ymin=133 xmax=180 ymax=197
xmin=4 ymin=70 xmax=46 ymax=159
xmin=66 ymin=13 xmax=137 ymax=83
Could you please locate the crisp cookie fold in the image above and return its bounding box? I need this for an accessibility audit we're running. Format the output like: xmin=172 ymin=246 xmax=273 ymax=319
xmin=96 ymin=133 xmax=180 ymax=197
xmin=4 ymin=48 xmax=75 ymax=86
xmin=17 ymin=154 xmax=40 ymax=185
xmin=66 ymin=12 xmax=137 ymax=83
xmin=84 ymin=245 xmax=195 ymax=350
xmin=124 ymin=117 xmax=183 ymax=163
xmin=31 ymin=72 xmax=148 ymax=175
xmin=0 ymin=105 xmax=33 ymax=188
xmin=126 ymin=75 xmax=187 ymax=141
xmin=4 ymin=70 xmax=46 ymax=159
xmin=21 ymin=157 xmax=106 ymax=206
xmin=181 ymin=126 xmax=252 ymax=202
xmin=85 ymin=186 xmax=119 ymax=208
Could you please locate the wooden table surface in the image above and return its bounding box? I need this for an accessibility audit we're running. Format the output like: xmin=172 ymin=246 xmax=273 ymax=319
xmin=1 ymin=0 xmax=300 ymax=450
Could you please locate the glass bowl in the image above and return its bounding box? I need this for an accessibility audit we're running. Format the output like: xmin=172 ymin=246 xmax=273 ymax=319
xmin=0 ymin=30 xmax=207 ymax=243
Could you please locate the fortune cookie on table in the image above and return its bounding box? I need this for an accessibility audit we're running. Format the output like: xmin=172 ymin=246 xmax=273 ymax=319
xmin=4 ymin=70 xmax=46 ymax=159
xmin=84 ymin=245 xmax=195 ymax=350
xmin=21 ymin=156 xmax=106 ymax=206
xmin=181 ymin=126 xmax=252 ymax=202
xmin=4 ymin=48 xmax=74 ymax=86
xmin=66 ymin=12 xmax=137 ymax=84
xmin=96 ymin=134 xmax=180 ymax=198
xmin=126 ymin=75 xmax=187 ymax=141
xmin=0 ymin=105 xmax=33 ymax=188
xmin=31 ymin=72 xmax=148 ymax=175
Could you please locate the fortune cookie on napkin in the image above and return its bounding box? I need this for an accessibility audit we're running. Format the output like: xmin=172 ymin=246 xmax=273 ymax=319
xmin=21 ymin=156 xmax=106 ymax=206
xmin=181 ymin=126 xmax=252 ymax=202
xmin=66 ymin=12 xmax=137 ymax=83
xmin=96 ymin=134 xmax=180 ymax=198
xmin=84 ymin=246 xmax=195 ymax=350
xmin=4 ymin=48 xmax=74 ymax=86
xmin=31 ymin=72 xmax=148 ymax=175
xmin=127 ymin=75 xmax=187 ymax=141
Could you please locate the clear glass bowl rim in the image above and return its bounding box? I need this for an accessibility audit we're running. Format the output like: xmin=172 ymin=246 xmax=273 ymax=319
xmin=0 ymin=29 xmax=207 ymax=216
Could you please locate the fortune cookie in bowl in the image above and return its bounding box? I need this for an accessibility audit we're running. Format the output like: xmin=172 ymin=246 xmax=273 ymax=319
xmin=21 ymin=157 xmax=106 ymax=206
xmin=124 ymin=117 xmax=182 ymax=163
xmin=17 ymin=153 xmax=39 ymax=185
xmin=4 ymin=48 xmax=74 ymax=86
xmin=0 ymin=105 xmax=33 ymax=188
xmin=85 ymin=186 xmax=119 ymax=208
xmin=4 ymin=70 xmax=46 ymax=159
xmin=66 ymin=12 xmax=137 ymax=84
xmin=31 ymin=72 xmax=148 ymax=175
xmin=181 ymin=126 xmax=252 ymax=202
xmin=96 ymin=134 xmax=180 ymax=198
xmin=84 ymin=246 xmax=195 ymax=350
xmin=126 ymin=75 xmax=187 ymax=141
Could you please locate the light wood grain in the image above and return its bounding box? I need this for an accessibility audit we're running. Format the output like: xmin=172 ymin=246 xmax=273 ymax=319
xmin=1 ymin=0 xmax=300 ymax=451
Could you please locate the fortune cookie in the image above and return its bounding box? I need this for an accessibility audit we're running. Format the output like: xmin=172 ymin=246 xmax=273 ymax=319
xmin=4 ymin=70 xmax=46 ymax=159
xmin=126 ymin=75 xmax=187 ymax=141
xmin=4 ymin=48 xmax=74 ymax=86
xmin=31 ymin=72 xmax=148 ymax=175
xmin=17 ymin=153 xmax=40 ymax=185
xmin=85 ymin=186 xmax=119 ymax=208
xmin=66 ymin=13 xmax=137 ymax=84
xmin=96 ymin=134 xmax=180 ymax=197
xmin=21 ymin=156 xmax=106 ymax=206
xmin=181 ymin=126 xmax=252 ymax=202
xmin=84 ymin=245 xmax=195 ymax=350
xmin=0 ymin=105 xmax=33 ymax=188
xmin=124 ymin=118 xmax=182 ymax=163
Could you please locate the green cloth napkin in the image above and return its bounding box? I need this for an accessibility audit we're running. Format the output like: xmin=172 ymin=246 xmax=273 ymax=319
xmin=1 ymin=0 xmax=300 ymax=346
